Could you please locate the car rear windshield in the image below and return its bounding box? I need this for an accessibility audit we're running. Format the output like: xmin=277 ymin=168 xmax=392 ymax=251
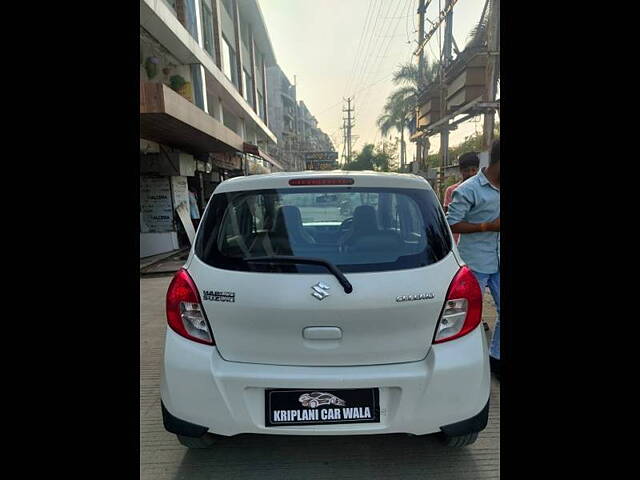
xmin=195 ymin=187 xmax=451 ymax=273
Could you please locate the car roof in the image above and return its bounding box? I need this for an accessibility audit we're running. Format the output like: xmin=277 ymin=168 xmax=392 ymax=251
xmin=214 ymin=170 xmax=432 ymax=194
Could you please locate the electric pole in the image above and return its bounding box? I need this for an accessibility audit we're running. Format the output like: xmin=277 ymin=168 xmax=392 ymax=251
xmin=343 ymin=97 xmax=355 ymax=165
xmin=416 ymin=0 xmax=427 ymax=170
xmin=341 ymin=119 xmax=347 ymax=166
xmin=438 ymin=0 xmax=453 ymax=201
xmin=293 ymin=74 xmax=301 ymax=171
xmin=483 ymin=0 xmax=500 ymax=151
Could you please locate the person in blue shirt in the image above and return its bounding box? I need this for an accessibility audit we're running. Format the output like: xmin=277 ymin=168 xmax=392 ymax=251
xmin=446 ymin=138 xmax=500 ymax=379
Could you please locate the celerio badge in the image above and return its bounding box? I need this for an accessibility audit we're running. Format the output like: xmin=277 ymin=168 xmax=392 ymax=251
xmin=396 ymin=293 xmax=435 ymax=302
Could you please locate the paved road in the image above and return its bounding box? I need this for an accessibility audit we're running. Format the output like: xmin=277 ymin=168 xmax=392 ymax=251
xmin=141 ymin=276 xmax=500 ymax=479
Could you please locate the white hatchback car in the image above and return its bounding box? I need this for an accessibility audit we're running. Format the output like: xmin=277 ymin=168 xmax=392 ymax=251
xmin=161 ymin=171 xmax=490 ymax=449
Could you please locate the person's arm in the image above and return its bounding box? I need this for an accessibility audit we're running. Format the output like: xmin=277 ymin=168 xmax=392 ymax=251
xmin=442 ymin=185 xmax=453 ymax=208
xmin=450 ymin=218 xmax=500 ymax=233
xmin=442 ymin=185 xmax=453 ymax=213
xmin=446 ymin=189 xmax=501 ymax=233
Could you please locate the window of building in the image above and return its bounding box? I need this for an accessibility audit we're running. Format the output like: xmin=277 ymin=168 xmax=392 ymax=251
xmin=221 ymin=0 xmax=234 ymax=17
xmin=162 ymin=0 xmax=178 ymax=14
xmin=257 ymin=91 xmax=264 ymax=120
xmin=184 ymin=0 xmax=198 ymax=40
xmin=191 ymin=65 xmax=205 ymax=111
xmin=200 ymin=1 xmax=215 ymax=57
xmin=243 ymin=69 xmax=254 ymax=108
xmin=221 ymin=35 xmax=238 ymax=88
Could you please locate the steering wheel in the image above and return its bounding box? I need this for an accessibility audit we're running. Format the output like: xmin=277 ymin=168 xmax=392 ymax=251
xmin=339 ymin=217 xmax=353 ymax=234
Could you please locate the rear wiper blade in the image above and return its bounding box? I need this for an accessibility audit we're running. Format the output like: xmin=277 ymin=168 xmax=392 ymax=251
xmin=244 ymin=255 xmax=353 ymax=294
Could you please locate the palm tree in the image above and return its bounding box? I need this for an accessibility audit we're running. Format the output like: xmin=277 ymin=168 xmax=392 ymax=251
xmin=376 ymin=87 xmax=415 ymax=170
xmin=392 ymin=61 xmax=439 ymax=90
xmin=466 ymin=0 xmax=491 ymax=48
xmin=377 ymin=58 xmax=440 ymax=170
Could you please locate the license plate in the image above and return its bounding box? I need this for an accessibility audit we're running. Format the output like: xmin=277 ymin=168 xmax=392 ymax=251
xmin=265 ymin=388 xmax=380 ymax=427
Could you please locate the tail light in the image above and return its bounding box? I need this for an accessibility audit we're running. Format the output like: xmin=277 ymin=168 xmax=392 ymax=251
xmin=433 ymin=266 xmax=483 ymax=344
xmin=166 ymin=269 xmax=215 ymax=345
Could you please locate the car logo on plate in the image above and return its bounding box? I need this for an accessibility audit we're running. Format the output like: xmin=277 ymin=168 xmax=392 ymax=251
xmin=311 ymin=282 xmax=330 ymax=301
xmin=298 ymin=392 xmax=346 ymax=408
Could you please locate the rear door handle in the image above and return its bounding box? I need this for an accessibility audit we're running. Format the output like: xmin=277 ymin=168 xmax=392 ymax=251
xmin=302 ymin=327 xmax=343 ymax=340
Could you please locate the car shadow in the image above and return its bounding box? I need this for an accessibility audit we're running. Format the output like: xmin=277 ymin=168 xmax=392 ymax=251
xmin=172 ymin=432 xmax=492 ymax=480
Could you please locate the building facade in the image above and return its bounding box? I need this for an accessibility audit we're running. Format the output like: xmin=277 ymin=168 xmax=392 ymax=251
xmin=265 ymin=64 xmax=300 ymax=171
xmin=266 ymin=65 xmax=335 ymax=171
xmin=298 ymin=101 xmax=334 ymax=153
xmin=139 ymin=0 xmax=281 ymax=258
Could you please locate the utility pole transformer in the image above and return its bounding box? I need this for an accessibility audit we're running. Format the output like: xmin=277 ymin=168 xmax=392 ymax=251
xmin=483 ymin=0 xmax=500 ymax=151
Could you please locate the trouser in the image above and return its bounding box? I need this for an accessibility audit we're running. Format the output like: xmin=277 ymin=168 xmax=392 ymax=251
xmin=471 ymin=270 xmax=500 ymax=360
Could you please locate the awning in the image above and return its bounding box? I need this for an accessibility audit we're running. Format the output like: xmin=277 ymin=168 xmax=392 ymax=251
xmin=243 ymin=142 xmax=260 ymax=156
xmin=243 ymin=143 xmax=284 ymax=171
xmin=140 ymin=81 xmax=244 ymax=154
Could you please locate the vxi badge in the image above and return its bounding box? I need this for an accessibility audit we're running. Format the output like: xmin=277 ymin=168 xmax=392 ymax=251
xmin=396 ymin=292 xmax=435 ymax=302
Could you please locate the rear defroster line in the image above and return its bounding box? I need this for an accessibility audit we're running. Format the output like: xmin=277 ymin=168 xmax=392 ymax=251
xmin=244 ymin=256 xmax=353 ymax=294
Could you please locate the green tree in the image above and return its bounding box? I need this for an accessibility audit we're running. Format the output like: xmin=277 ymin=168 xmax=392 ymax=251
xmin=348 ymin=143 xmax=393 ymax=172
xmin=375 ymin=138 xmax=399 ymax=171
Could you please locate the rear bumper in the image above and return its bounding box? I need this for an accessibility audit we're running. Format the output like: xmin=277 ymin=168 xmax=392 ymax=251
xmin=160 ymin=325 xmax=490 ymax=437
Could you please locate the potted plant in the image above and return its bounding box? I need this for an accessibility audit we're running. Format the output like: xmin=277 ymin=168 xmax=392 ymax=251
xmin=169 ymin=75 xmax=186 ymax=92
xmin=144 ymin=57 xmax=160 ymax=79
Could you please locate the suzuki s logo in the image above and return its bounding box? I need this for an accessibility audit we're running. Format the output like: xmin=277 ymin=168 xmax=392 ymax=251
xmin=311 ymin=282 xmax=330 ymax=301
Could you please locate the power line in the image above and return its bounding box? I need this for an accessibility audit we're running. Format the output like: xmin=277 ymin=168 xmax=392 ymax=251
xmin=352 ymin=0 xmax=388 ymax=95
xmin=356 ymin=0 xmax=409 ymax=111
xmin=355 ymin=0 xmax=410 ymax=129
xmin=405 ymin=0 xmax=414 ymax=44
xmin=317 ymin=71 xmax=397 ymax=117
xmin=343 ymin=0 xmax=417 ymax=156
xmin=350 ymin=0 xmax=392 ymax=97
xmin=343 ymin=0 xmax=377 ymax=98
xmin=347 ymin=0 xmax=382 ymax=98
xmin=414 ymin=0 xmax=459 ymax=57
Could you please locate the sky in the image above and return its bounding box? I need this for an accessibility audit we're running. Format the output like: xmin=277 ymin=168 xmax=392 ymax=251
xmin=259 ymin=0 xmax=489 ymax=163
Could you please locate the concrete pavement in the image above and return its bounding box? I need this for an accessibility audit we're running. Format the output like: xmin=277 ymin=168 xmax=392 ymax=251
xmin=140 ymin=275 xmax=500 ymax=479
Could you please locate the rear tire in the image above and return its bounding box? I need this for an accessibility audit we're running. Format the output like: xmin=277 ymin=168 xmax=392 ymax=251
xmin=177 ymin=433 xmax=217 ymax=449
xmin=440 ymin=431 xmax=479 ymax=447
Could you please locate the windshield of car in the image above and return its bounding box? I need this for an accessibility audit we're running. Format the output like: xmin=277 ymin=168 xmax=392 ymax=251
xmin=195 ymin=187 xmax=451 ymax=273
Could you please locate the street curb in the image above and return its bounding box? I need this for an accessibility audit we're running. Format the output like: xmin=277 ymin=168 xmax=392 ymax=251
xmin=139 ymin=248 xmax=189 ymax=272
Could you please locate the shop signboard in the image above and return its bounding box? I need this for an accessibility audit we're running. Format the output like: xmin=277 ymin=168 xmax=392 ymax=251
xmin=247 ymin=154 xmax=271 ymax=175
xmin=140 ymin=176 xmax=174 ymax=233
xmin=303 ymin=151 xmax=338 ymax=162
xmin=171 ymin=176 xmax=189 ymax=212
xmin=303 ymin=151 xmax=338 ymax=170
xmin=305 ymin=160 xmax=337 ymax=170
xmin=211 ymin=152 xmax=242 ymax=171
